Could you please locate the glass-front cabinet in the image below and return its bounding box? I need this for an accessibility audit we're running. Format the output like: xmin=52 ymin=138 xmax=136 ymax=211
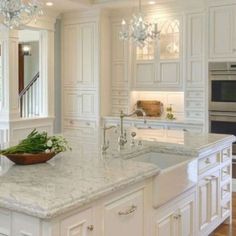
xmin=133 ymin=16 xmax=182 ymax=90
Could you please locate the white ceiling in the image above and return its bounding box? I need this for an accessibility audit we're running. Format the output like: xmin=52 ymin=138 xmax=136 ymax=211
xmin=42 ymin=0 xmax=178 ymax=13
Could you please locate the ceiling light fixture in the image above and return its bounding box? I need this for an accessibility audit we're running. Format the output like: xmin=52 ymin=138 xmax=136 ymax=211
xmin=46 ymin=2 xmax=53 ymax=7
xmin=0 ymin=0 xmax=43 ymax=29
xmin=120 ymin=0 xmax=160 ymax=48
xmin=148 ymin=1 xmax=156 ymax=4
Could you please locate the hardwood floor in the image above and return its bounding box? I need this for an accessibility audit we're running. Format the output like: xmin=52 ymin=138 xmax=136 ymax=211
xmin=211 ymin=193 xmax=236 ymax=236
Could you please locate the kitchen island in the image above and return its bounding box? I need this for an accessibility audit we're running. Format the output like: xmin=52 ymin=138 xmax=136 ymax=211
xmin=0 ymin=130 xmax=235 ymax=236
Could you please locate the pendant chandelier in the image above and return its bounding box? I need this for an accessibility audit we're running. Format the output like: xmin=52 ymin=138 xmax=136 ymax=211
xmin=120 ymin=0 xmax=160 ymax=48
xmin=0 ymin=0 xmax=43 ymax=29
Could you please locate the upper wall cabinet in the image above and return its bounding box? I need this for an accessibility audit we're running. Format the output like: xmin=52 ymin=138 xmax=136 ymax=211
xmin=63 ymin=23 xmax=96 ymax=88
xmin=209 ymin=5 xmax=236 ymax=59
xmin=133 ymin=17 xmax=183 ymax=90
xmin=111 ymin=23 xmax=129 ymax=88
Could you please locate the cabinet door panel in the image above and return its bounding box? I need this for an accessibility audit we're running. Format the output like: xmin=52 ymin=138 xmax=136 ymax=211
xmin=112 ymin=24 xmax=126 ymax=61
xmin=104 ymin=190 xmax=144 ymax=236
xmin=64 ymin=90 xmax=80 ymax=117
xmin=198 ymin=179 xmax=210 ymax=231
xmin=63 ymin=25 xmax=79 ymax=86
xmin=157 ymin=62 xmax=180 ymax=88
xmin=112 ymin=63 xmax=127 ymax=86
xmin=80 ymin=92 xmax=96 ymax=117
xmin=179 ymin=200 xmax=195 ymax=236
xmin=61 ymin=208 xmax=93 ymax=236
xmin=79 ymin=24 xmax=95 ymax=87
xmin=135 ymin=63 xmax=155 ymax=86
xmin=209 ymin=171 xmax=220 ymax=222
xmin=156 ymin=216 xmax=172 ymax=236
xmin=210 ymin=6 xmax=233 ymax=57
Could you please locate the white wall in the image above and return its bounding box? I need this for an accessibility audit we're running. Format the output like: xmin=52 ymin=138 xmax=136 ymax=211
xmin=130 ymin=91 xmax=185 ymax=119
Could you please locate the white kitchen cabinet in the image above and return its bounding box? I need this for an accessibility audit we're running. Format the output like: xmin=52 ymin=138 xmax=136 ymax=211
xmin=133 ymin=17 xmax=182 ymax=90
xmin=61 ymin=208 xmax=94 ymax=236
xmin=185 ymin=12 xmax=205 ymax=124
xmin=104 ymin=190 xmax=144 ymax=236
xmin=198 ymin=170 xmax=220 ymax=234
xmin=12 ymin=213 xmax=40 ymax=236
xmin=209 ymin=5 xmax=236 ymax=59
xmin=156 ymin=213 xmax=177 ymax=236
xmin=0 ymin=209 xmax=11 ymax=236
xmin=64 ymin=90 xmax=97 ymax=118
xmin=63 ymin=23 xmax=96 ymax=88
xmin=111 ymin=22 xmax=130 ymax=115
xmin=155 ymin=190 xmax=196 ymax=236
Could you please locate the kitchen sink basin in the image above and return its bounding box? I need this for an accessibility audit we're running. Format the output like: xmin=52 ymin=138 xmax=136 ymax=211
xmin=134 ymin=152 xmax=197 ymax=208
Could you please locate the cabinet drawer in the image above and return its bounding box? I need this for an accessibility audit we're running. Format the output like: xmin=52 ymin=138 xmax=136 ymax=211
xmin=221 ymin=182 xmax=231 ymax=201
xmin=198 ymin=153 xmax=220 ymax=174
xmin=12 ymin=213 xmax=40 ymax=236
xmin=64 ymin=119 xmax=96 ymax=129
xmin=0 ymin=209 xmax=10 ymax=236
xmin=186 ymin=90 xmax=204 ymax=99
xmin=221 ymin=147 xmax=231 ymax=162
xmin=221 ymin=165 xmax=231 ymax=182
xmin=104 ymin=190 xmax=144 ymax=236
xmin=186 ymin=100 xmax=204 ymax=109
xmin=221 ymin=201 xmax=230 ymax=219
xmin=186 ymin=111 xmax=204 ymax=119
xmin=61 ymin=208 xmax=93 ymax=236
xmin=112 ymin=98 xmax=128 ymax=106
xmin=112 ymin=90 xmax=129 ymax=97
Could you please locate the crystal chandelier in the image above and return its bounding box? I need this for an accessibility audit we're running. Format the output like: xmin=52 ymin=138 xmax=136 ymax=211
xmin=0 ymin=0 xmax=43 ymax=29
xmin=120 ymin=0 xmax=160 ymax=48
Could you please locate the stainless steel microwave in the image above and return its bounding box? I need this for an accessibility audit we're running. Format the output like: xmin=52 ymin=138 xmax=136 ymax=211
xmin=209 ymin=62 xmax=236 ymax=112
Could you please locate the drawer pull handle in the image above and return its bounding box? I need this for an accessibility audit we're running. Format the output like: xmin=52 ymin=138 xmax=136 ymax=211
xmin=118 ymin=205 xmax=137 ymax=216
xmin=87 ymin=225 xmax=94 ymax=231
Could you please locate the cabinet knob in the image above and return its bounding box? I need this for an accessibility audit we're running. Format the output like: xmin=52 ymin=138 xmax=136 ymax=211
xmin=173 ymin=214 xmax=181 ymax=220
xmin=87 ymin=225 xmax=94 ymax=231
xmin=205 ymin=158 xmax=211 ymax=164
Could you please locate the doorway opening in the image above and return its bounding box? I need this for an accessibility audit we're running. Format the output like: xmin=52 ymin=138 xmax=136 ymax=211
xmin=18 ymin=29 xmax=42 ymax=118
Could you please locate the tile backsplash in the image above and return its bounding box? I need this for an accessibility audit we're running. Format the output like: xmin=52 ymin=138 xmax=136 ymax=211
xmin=130 ymin=91 xmax=184 ymax=119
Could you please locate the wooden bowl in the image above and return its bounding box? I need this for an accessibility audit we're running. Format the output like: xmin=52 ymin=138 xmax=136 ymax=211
xmin=5 ymin=152 xmax=56 ymax=165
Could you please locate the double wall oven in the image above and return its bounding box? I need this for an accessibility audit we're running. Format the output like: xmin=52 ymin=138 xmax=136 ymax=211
xmin=209 ymin=62 xmax=236 ymax=157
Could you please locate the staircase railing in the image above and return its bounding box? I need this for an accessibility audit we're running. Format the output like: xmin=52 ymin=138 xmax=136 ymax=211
xmin=19 ymin=72 xmax=40 ymax=118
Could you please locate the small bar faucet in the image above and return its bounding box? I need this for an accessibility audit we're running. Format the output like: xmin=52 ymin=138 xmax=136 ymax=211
xmin=101 ymin=125 xmax=116 ymax=154
xmin=118 ymin=109 xmax=146 ymax=149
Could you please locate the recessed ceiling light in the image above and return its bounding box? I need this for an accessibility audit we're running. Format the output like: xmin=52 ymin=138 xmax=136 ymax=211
xmin=148 ymin=1 xmax=156 ymax=4
xmin=46 ymin=2 xmax=53 ymax=7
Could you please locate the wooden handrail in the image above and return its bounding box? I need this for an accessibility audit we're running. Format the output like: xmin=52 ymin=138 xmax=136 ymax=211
xmin=19 ymin=72 xmax=40 ymax=98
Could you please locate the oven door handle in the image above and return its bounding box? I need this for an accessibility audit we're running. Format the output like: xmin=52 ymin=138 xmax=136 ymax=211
xmin=210 ymin=115 xmax=236 ymax=122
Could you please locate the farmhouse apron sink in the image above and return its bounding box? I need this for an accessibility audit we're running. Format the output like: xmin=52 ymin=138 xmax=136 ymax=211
xmin=134 ymin=152 xmax=198 ymax=208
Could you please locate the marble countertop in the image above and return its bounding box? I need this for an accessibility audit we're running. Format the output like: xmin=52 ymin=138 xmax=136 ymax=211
xmin=0 ymin=145 xmax=159 ymax=219
xmin=0 ymin=130 xmax=235 ymax=219
xmin=103 ymin=116 xmax=204 ymax=125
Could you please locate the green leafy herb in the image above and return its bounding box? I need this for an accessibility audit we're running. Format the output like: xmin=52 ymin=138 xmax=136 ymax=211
xmin=0 ymin=129 xmax=71 ymax=155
